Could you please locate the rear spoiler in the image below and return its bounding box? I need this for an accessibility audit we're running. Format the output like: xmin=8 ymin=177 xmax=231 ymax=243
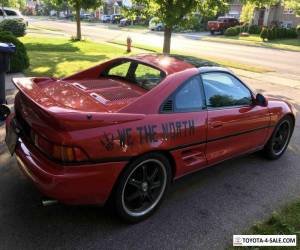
xmin=12 ymin=77 xmax=145 ymax=131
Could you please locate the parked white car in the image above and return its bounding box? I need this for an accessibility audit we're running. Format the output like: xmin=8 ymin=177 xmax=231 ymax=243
xmin=0 ymin=7 xmax=27 ymax=25
xmin=101 ymin=15 xmax=112 ymax=23
xmin=149 ymin=17 xmax=164 ymax=31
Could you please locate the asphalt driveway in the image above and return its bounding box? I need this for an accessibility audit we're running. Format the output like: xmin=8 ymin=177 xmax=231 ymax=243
xmin=0 ymin=76 xmax=299 ymax=250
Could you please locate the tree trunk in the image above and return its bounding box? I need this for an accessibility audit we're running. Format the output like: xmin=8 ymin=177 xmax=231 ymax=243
xmin=75 ymin=1 xmax=81 ymax=40
xmin=163 ymin=26 xmax=172 ymax=54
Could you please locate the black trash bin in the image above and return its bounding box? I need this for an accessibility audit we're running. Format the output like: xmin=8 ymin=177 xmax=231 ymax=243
xmin=0 ymin=42 xmax=16 ymax=122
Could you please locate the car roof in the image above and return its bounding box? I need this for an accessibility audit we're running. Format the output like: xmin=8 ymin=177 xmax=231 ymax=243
xmin=127 ymin=53 xmax=223 ymax=75
xmin=2 ymin=7 xmax=18 ymax=11
xmin=198 ymin=66 xmax=233 ymax=74
xmin=2 ymin=7 xmax=22 ymax=15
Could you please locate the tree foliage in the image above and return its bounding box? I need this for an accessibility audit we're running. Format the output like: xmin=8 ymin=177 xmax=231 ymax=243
xmin=240 ymin=2 xmax=255 ymax=23
xmin=284 ymin=0 xmax=300 ymax=16
xmin=242 ymin=0 xmax=300 ymax=16
xmin=129 ymin=0 xmax=229 ymax=53
xmin=241 ymin=0 xmax=279 ymax=8
xmin=42 ymin=0 xmax=70 ymax=15
xmin=1 ymin=0 xmax=26 ymax=10
xmin=49 ymin=0 xmax=102 ymax=40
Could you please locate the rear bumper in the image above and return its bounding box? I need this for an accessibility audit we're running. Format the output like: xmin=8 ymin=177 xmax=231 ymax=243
xmin=15 ymin=137 xmax=127 ymax=205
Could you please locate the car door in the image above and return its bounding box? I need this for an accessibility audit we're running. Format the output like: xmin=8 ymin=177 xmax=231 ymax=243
xmin=161 ymin=75 xmax=208 ymax=178
xmin=201 ymin=71 xmax=270 ymax=165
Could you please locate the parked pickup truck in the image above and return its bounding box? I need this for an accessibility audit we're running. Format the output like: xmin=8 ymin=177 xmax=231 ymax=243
xmin=207 ymin=17 xmax=239 ymax=35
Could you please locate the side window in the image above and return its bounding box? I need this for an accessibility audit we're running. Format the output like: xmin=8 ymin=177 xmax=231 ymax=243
xmin=108 ymin=62 xmax=131 ymax=78
xmin=202 ymin=72 xmax=252 ymax=108
xmin=174 ymin=76 xmax=203 ymax=112
xmin=134 ymin=64 xmax=164 ymax=90
xmin=4 ymin=10 xmax=17 ymax=16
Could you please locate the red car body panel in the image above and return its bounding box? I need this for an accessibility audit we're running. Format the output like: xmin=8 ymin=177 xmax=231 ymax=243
xmin=7 ymin=54 xmax=295 ymax=205
xmin=15 ymin=137 xmax=126 ymax=205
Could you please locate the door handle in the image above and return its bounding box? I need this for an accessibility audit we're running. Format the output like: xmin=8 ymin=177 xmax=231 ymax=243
xmin=210 ymin=121 xmax=223 ymax=128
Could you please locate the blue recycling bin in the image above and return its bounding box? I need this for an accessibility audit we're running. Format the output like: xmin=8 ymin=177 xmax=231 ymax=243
xmin=0 ymin=43 xmax=16 ymax=121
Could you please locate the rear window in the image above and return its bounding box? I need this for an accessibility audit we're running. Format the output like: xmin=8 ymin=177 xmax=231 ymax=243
xmin=108 ymin=62 xmax=131 ymax=77
xmin=104 ymin=60 xmax=165 ymax=90
xmin=134 ymin=64 xmax=163 ymax=90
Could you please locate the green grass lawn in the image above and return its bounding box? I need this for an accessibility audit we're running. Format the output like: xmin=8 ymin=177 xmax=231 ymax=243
xmin=228 ymin=200 xmax=300 ymax=250
xmin=20 ymin=35 xmax=136 ymax=78
xmin=203 ymin=34 xmax=300 ymax=52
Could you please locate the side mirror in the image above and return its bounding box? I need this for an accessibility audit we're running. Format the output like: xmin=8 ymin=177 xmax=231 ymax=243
xmin=255 ymin=93 xmax=268 ymax=106
xmin=0 ymin=104 xmax=11 ymax=122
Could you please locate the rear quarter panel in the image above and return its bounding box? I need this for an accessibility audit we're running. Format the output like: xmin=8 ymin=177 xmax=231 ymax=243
xmin=69 ymin=112 xmax=207 ymax=178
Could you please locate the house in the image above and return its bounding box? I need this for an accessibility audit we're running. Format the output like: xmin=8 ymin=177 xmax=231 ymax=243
xmin=102 ymin=0 xmax=129 ymax=15
xmin=95 ymin=0 xmax=132 ymax=20
xmin=253 ymin=4 xmax=300 ymax=28
xmin=227 ymin=0 xmax=243 ymax=19
xmin=226 ymin=0 xmax=300 ymax=28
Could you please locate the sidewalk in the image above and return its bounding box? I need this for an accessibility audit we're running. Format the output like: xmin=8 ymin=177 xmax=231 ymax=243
xmin=5 ymin=73 xmax=23 ymax=90
xmin=4 ymin=73 xmax=23 ymax=110
xmin=231 ymin=68 xmax=300 ymax=90
xmin=0 ymin=73 xmax=21 ymax=150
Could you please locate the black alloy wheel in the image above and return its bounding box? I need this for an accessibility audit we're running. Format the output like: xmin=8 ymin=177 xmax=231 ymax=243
xmin=115 ymin=153 xmax=171 ymax=222
xmin=263 ymin=116 xmax=293 ymax=159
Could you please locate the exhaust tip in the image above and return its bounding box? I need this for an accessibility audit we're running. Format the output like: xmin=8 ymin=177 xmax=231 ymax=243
xmin=42 ymin=199 xmax=58 ymax=206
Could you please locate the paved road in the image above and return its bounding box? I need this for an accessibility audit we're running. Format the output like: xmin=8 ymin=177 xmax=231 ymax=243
xmin=28 ymin=17 xmax=300 ymax=77
xmin=0 ymin=74 xmax=299 ymax=249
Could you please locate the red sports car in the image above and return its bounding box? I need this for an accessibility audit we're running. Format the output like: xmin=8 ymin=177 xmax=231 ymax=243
xmin=5 ymin=54 xmax=295 ymax=222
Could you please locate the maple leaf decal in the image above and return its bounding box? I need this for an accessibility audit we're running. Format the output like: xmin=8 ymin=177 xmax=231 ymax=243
xmin=100 ymin=133 xmax=114 ymax=151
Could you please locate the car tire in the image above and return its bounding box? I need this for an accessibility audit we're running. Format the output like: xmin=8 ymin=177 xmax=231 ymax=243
xmin=210 ymin=30 xmax=215 ymax=35
xmin=263 ymin=116 xmax=294 ymax=160
xmin=114 ymin=153 xmax=171 ymax=223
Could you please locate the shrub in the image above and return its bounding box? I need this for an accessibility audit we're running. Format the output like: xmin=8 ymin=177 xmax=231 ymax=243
xmin=176 ymin=14 xmax=204 ymax=32
xmin=248 ymin=25 xmax=261 ymax=34
xmin=297 ymin=24 xmax=300 ymax=37
xmin=286 ymin=28 xmax=297 ymax=38
xmin=277 ymin=27 xmax=285 ymax=38
xmin=260 ymin=27 xmax=268 ymax=41
xmin=240 ymin=23 xmax=249 ymax=33
xmin=0 ymin=32 xmax=29 ymax=72
xmin=235 ymin=25 xmax=242 ymax=34
xmin=267 ymin=28 xmax=277 ymax=40
xmin=272 ymin=27 xmax=278 ymax=40
xmin=224 ymin=26 xmax=239 ymax=36
xmin=0 ymin=19 xmax=26 ymax=37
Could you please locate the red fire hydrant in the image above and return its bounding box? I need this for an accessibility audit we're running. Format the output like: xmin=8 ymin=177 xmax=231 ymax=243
xmin=127 ymin=36 xmax=132 ymax=53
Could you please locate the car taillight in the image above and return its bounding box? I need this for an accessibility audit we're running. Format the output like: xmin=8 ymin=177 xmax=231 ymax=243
xmin=30 ymin=130 xmax=88 ymax=163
